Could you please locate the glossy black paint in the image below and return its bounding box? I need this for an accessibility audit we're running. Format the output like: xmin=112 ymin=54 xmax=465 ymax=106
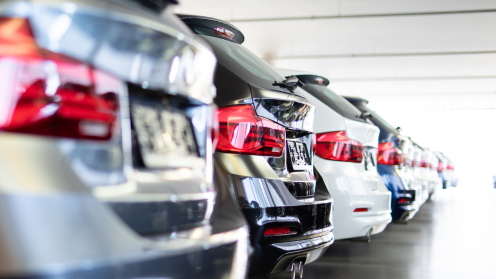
xmin=178 ymin=14 xmax=334 ymax=277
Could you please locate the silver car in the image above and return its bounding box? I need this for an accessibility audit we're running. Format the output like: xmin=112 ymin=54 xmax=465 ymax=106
xmin=0 ymin=0 xmax=249 ymax=278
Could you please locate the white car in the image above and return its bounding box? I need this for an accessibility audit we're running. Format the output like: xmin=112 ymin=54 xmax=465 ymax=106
xmin=411 ymin=143 xmax=430 ymax=203
xmin=279 ymin=70 xmax=392 ymax=241
xmin=417 ymin=146 xmax=443 ymax=199
xmin=400 ymin=138 xmax=428 ymax=206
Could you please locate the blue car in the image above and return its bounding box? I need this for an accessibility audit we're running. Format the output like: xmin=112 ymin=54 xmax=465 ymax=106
xmin=345 ymin=97 xmax=420 ymax=222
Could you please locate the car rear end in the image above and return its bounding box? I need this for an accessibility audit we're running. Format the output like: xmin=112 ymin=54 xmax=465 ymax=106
xmin=279 ymin=72 xmax=391 ymax=241
xmin=411 ymin=142 xmax=430 ymax=203
xmin=178 ymin=15 xmax=334 ymax=278
xmin=397 ymin=138 xmax=425 ymax=207
xmin=0 ymin=1 xmax=249 ymax=278
xmin=345 ymin=97 xmax=419 ymax=222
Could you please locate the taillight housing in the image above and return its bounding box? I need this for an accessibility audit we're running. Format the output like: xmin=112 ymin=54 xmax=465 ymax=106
xmin=377 ymin=142 xmax=404 ymax=166
xmin=437 ymin=161 xmax=444 ymax=172
xmin=419 ymin=160 xmax=431 ymax=168
xmin=0 ymin=18 xmax=119 ymax=141
xmin=315 ymin=131 xmax=364 ymax=163
xmin=216 ymin=105 xmax=285 ymax=156
xmin=447 ymin=164 xmax=454 ymax=170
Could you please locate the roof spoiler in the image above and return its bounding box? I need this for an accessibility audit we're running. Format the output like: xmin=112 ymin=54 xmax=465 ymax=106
xmin=177 ymin=14 xmax=245 ymax=44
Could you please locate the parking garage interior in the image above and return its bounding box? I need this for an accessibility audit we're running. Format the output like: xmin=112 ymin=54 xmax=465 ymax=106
xmin=173 ymin=1 xmax=496 ymax=278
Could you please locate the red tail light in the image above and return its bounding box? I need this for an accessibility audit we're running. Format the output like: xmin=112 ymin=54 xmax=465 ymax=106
xmin=0 ymin=18 xmax=118 ymax=141
xmin=437 ymin=161 xmax=444 ymax=172
xmin=377 ymin=142 xmax=404 ymax=166
xmin=353 ymin=208 xmax=369 ymax=212
xmin=315 ymin=131 xmax=363 ymax=163
xmin=447 ymin=164 xmax=454 ymax=170
xmin=263 ymin=227 xmax=292 ymax=236
xmin=216 ymin=105 xmax=285 ymax=156
xmin=411 ymin=160 xmax=417 ymax=168
xmin=419 ymin=160 xmax=431 ymax=168
xmin=398 ymin=198 xmax=410 ymax=204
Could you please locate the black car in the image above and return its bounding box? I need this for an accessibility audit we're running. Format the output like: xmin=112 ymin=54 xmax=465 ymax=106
xmin=179 ymin=15 xmax=334 ymax=278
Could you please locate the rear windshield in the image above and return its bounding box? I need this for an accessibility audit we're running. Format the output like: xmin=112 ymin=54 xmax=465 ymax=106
xmin=352 ymin=102 xmax=400 ymax=139
xmin=201 ymin=35 xmax=293 ymax=93
xmin=301 ymin=84 xmax=365 ymax=122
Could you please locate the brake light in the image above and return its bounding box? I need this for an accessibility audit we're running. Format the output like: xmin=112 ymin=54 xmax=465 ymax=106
xmin=264 ymin=227 xmax=292 ymax=236
xmin=398 ymin=198 xmax=410 ymax=204
xmin=214 ymin=26 xmax=235 ymax=40
xmin=315 ymin=131 xmax=363 ymax=163
xmin=216 ymin=105 xmax=285 ymax=156
xmin=353 ymin=208 xmax=369 ymax=212
xmin=377 ymin=142 xmax=404 ymax=166
xmin=411 ymin=160 xmax=416 ymax=168
xmin=447 ymin=164 xmax=454 ymax=170
xmin=437 ymin=161 xmax=444 ymax=172
xmin=0 ymin=18 xmax=118 ymax=141
xmin=419 ymin=160 xmax=431 ymax=168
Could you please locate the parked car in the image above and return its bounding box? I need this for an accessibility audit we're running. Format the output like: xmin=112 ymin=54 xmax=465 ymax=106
xmin=411 ymin=142 xmax=430 ymax=203
xmin=278 ymin=70 xmax=391 ymax=242
xmin=418 ymin=147 xmax=443 ymax=198
xmin=344 ymin=97 xmax=420 ymax=222
xmin=434 ymin=151 xmax=450 ymax=189
xmin=0 ymin=1 xmax=250 ymax=278
xmin=440 ymin=152 xmax=459 ymax=187
xmin=178 ymin=15 xmax=334 ymax=278
xmin=395 ymin=137 xmax=426 ymax=208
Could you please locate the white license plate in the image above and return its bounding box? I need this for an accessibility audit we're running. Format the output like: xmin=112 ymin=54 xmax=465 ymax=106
xmin=131 ymin=101 xmax=198 ymax=168
xmin=287 ymin=140 xmax=311 ymax=170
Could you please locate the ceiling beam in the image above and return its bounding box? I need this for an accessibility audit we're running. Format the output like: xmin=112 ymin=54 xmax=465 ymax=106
xmin=230 ymin=9 xmax=496 ymax=22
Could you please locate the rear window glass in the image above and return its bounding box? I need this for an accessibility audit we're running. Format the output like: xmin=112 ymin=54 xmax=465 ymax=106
xmin=352 ymin=102 xmax=400 ymax=138
xmin=301 ymin=83 xmax=365 ymax=122
xmin=201 ymin=35 xmax=293 ymax=93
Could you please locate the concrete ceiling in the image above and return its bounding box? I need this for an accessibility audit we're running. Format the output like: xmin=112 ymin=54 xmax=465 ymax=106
xmin=174 ymin=0 xmax=496 ymax=185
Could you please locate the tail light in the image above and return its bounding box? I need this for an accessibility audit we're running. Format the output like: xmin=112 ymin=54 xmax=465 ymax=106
xmin=447 ymin=164 xmax=454 ymax=170
xmin=0 ymin=18 xmax=118 ymax=141
xmin=263 ymin=227 xmax=292 ymax=237
xmin=216 ymin=105 xmax=285 ymax=156
xmin=377 ymin=142 xmax=404 ymax=166
xmin=315 ymin=131 xmax=363 ymax=163
xmin=411 ymin=160 xmax=416 ymax=168
xmin=397 ymin=197 xmax=410 ymax=204
xmin=419 ymin=160 xmax=431 ymax=168
xmin=353 ymin=208 xmax=369 ymax=212
xmin=437 ymin=161 xmax=444 ymax=172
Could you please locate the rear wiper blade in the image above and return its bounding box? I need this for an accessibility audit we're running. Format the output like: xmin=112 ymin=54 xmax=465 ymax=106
xmin=273 ymin=75 xmax=304 ymax=92
xmin=358 ymin=110 xmax=372 ymax=120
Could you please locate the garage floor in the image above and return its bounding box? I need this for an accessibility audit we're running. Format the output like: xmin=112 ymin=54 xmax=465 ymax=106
xmin=262 ymin=187 xmax=496 ymax=279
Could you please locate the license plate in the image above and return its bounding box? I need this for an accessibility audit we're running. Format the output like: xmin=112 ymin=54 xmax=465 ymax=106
xmin=287 ymin=140 xmax=311 ymax=170
xmin=364 ymin=150 xmax=376 ymax=170
xmin=131 ymin=101 xmax=198 ymax=168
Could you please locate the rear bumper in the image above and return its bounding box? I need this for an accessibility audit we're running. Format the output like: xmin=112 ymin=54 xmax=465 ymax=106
xmin=0 ymin=193 xmax=250 ymax=279
xmin=214 ymin=153 xmax=334 ymax=277
xmin=263 ymin=232 xmax=334 ymax=275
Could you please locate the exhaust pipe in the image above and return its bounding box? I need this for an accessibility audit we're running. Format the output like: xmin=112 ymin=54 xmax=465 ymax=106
xmin=290 ymin=262 xmax=296 ymax=279
xmin=296 ymin=261 xmax=303 ymax=278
